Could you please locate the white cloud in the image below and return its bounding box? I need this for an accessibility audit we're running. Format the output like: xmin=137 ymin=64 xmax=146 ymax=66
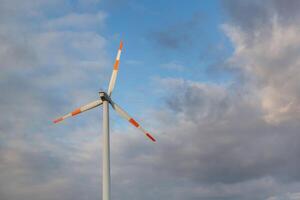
xmin=45 ymin=12 xmax=107 ymax=31
xmin=160 ymin=61 xmax=186 ymax=71
xmin=223 ymin=17 xmax=300 ymax=123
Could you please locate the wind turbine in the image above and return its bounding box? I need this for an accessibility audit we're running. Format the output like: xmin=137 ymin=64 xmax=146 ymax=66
xmin=53 ymin=41 xmax=156 ymax=200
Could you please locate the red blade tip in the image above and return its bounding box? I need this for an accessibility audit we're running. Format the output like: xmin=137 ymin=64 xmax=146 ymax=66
xmin=119 ymin=41 xmax=123 ymax=50
xmin=53 ymin=117 xmax=63 ymax=123
xmin=146 ymin=133 xmax=156 ymax=142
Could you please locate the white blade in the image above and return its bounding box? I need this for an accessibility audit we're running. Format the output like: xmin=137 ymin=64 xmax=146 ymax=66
xmin=53 ymin=99 xmax=103 ymax=123
xmin=110 ymin=100 xmax=156 ymax=142
xmin=107 ymin=41 xmax=123 ymax=97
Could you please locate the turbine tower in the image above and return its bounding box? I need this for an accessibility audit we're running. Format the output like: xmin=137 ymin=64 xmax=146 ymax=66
xmin=53 ymin=41 xmax=156 ymax=200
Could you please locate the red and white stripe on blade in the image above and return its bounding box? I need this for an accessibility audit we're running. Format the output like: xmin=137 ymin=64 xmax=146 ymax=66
xmin=107 ymin=41 xmax=123 ymax=97
xmin=53 ymin=99 xmax=103 ymax=123
xmin=110 ymin=100 xmax=156 ymax=142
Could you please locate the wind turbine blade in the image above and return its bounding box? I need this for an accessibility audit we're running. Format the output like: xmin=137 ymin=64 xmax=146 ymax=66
xmin=53 ymin=99 xmax=103 ymax=123
xmin=107 ymin=41 xmax=123 ymax=97
xmin=109 ymin=100 xmax=156 ymax=142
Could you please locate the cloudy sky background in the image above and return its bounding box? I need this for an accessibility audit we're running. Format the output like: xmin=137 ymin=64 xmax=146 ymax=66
xmin=1 ymin=0 xmax=300 ymax=199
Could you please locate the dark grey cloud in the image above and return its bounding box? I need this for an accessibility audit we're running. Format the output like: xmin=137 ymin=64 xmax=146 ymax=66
xmin=223 ymin=0 xmax=300 ymax=38
xmin=222 ymin=0 xmax=270 ymax=32
xmin=152 ymin=30 xmax=186 ymax=49
xmin=111 ymin=77 xmax=300 ymax=200
xmin=0 ymin=33 xmax=36 ymax=69
xmin=150 ymin=12 xmax=204 ymax=50
xmin=159 ymin=80 xmax=300 ymax=184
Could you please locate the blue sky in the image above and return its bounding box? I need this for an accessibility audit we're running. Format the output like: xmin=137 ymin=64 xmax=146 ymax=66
xmin=2 ymin=0 xmax=300 ymax=200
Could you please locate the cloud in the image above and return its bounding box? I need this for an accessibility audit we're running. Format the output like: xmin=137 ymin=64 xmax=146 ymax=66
xmin=150 ymin=13 xmax=203 ymax=50
xmin=112 ymin=1 xmax=300 ymax=199
xmin=0 ymin=123 xmax=103 ymax=200
xmin=112 ymin=75 xmax=300 ymax=199
xmin=105 ymin=1 xmax=300 ymax=199
xmin=160 ymin=61 xmax=186 ymax=71
xmin=0 ymin=0 xmax=62 ymax=19
xmin=0 ymin=30 xmax=37 ymax=70
xmin=222 ymin=2 xmax=300 ymax=123
xmin=0 ymin=1 xmax=110 ymax=200
xmin=222 ymin=0 xmax=300 ymax=34
xmin=267 ymin=192 xmax=300 ymax=200
xmin=45 ymin=12 xmax=107 ymax=31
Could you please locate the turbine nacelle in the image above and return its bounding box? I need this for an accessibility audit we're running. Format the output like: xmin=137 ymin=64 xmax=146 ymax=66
xmin=99 ymin=91 xmax=111 ymax=102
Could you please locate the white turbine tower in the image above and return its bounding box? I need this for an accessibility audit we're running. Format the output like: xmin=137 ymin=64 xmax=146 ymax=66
xmin=53 ymin=41 xmax=156 ymax=200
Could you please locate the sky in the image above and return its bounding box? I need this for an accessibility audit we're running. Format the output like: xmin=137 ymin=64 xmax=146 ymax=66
xmin=1 ymin=0 xmax=300 ymax=200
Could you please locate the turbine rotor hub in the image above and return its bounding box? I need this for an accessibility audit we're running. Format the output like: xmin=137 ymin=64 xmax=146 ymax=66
xmin=99 ymin=91 xmax=110 ymax=102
